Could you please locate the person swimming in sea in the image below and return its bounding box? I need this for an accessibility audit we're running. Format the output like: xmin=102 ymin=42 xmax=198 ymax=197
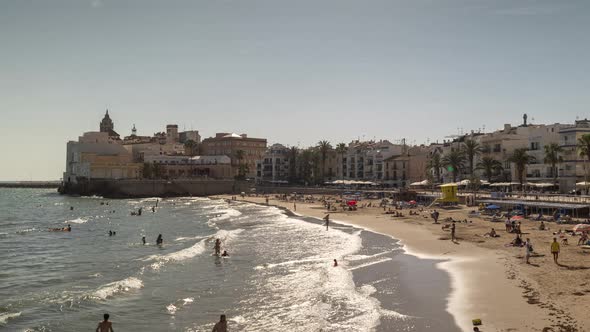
xmin=156 ymin=234 xmax=163 ymax=245
xmin=221 ymin=250 xmax=229 ymax=257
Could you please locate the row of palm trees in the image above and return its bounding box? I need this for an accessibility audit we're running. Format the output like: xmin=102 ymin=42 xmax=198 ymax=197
xmin=428 ymin=134 xmax=590 ymax=187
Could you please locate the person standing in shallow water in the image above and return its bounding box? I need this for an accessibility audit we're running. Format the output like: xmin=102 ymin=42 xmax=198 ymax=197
xmin=96 ymin=313 xmax=113 ymax=332
xmin=156 ymin=234 xmax=163 ymax=245
xmin=324 ymin=214 xmax=330 ymax=231
xmin=142 ymin=236 xmax=146 ymax=245
xmin=212 ymin=314 xmax=227 ymax=332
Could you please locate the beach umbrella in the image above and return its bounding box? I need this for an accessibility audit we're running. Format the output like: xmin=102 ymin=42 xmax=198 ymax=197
xmin=408 ymin=200 xmax=417 ymax=205
xmin=573 ymin=224 xmax=590 ymax=233
xmin=347 ymin=200 xmax=357 ymax=206
xmin=510 ymin=215 xmax=524 ymax=221
xmin=485 ymin=205 xmax=500 ymax=210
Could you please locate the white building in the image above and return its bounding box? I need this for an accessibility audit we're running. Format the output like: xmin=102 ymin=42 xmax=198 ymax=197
xmin=63 ymin=132 xmax=140 ymax=184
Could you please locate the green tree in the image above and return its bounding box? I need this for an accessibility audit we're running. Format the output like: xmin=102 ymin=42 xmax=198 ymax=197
xmin=508 ymin=148 xmax=535 ymax=186
xmin=426 ymin=153 xmax=442 ymax=184
xmin=235 ymin=150 xmax=246 ymax=180
xmin=288 ymin=146 xmax=298 ymax=183
xmin=476 ymin=156 xmax=503 ymax=182
xmin=335 ymin=143 xmax=348 ymax=179
xmin=442 ymin=150 xmax=466 ymax=183
xmin=183 ymin=140 xmax=197 ymax=156
xmin=462 ymin=139 xmax=482 ymax=176
xmin=316 ymin=140 xmax=332 ymax=183
xmin=543 ymin=143 xmax=563 ymax=185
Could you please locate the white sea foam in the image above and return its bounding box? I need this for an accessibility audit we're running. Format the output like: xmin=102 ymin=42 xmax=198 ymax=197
xmin=90 ymin=277 xmax=143 ymax=300
xmin=348 ymin=257 xmax=393 ymax=271
xmin=16 ymin=228 xmax=36 ymax=234
xmin=166 ymin=304 xmax=178 ymax=315
xmin=65 ymin=217 xmax=88 ymax=224
xmin=0 ymin=312 xmax=21 ymax=325
xmin=166 ymin=297 xmax=194 ymax=315
xmin=174 ymin=236 xmax=205 ymax=242
xmin=149 ymin=229 xmax=243 ymax=270
xmin=209 ymin=208 xmax=242 ymax=222
xmin=346 ymin=251 xmax=396 ymax=261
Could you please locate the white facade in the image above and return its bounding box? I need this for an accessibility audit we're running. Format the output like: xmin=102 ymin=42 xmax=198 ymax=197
xmin=63 ymin=132 xmax=136 ymax=183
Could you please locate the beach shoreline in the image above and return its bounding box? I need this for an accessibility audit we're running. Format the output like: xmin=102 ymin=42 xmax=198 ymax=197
xmin=217 ymin=194 xmax=585 ymax=332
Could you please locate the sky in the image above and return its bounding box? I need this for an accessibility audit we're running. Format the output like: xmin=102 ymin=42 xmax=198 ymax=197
xmin=1 ymin=0 xmax=590 ymax=180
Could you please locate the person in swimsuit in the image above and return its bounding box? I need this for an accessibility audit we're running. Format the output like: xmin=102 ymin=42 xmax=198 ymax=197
xmin=142 ymin=236 xmax=146 ymax=245
xmin=333 ymin=259 xmax=338 ymax=267
xmin=221 ymin=250 xmax=229 ymax=257
xmin=324 ymin=214 xmax=330 ymax=231
xmin=156 ymin=234 xmax=163 ymax=245
xmin=551 ymin=237 xmax=560 ymax=264
xmin=212 ymin=314 xmax=227 ymax=332
xmin=96 ymin=313 xmax=114 ymax=332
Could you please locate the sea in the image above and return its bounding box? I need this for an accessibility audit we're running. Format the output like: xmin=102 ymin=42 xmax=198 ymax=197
xmin=0 ymin=188 xmax=460 ymax=331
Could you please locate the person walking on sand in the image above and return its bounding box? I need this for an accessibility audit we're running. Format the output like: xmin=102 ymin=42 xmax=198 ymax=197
xmin=96 ymin=313 xmax=114 ymax=332
xmin=212 ymin=314 xmax=227 ymax=332
xmin=451 ymin=221 xmax=456 ymax=242
xmin=551 ymin=237 xmax=560 ymax=264
xmin=324 ymin=214 xmax=330 ymax=231
xmin=432 ymin=210 xmax=440 ymax=224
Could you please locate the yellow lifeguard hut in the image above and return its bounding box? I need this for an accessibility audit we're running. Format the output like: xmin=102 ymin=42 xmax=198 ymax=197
xmin=438 ymin=183 xmax=459 ymax=203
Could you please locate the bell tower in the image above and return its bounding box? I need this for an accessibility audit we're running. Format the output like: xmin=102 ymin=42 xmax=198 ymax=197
xmin=100 ymin=109 xmax=114 ymax=133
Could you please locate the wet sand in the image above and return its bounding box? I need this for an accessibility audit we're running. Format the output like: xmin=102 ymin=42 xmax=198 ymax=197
xmin=218 ymin=195 xmax=587 ymax=332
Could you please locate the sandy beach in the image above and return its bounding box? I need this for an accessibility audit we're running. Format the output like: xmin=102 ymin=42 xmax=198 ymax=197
xmin=218 ymin=194 xmax=588 ymax=332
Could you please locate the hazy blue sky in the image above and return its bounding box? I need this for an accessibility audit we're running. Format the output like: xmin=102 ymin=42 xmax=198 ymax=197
xmin=1 ymin=0 xmax=589 ymax=180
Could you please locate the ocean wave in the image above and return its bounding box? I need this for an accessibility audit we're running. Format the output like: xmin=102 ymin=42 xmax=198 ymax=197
xmin=16 ymin=228 xmax=36 ymax=234
xmin=0 ymin=312 xmax=21 ymax=325
xmin=346 ymin=251 xmax=395 ymax=261
xmin=166 ymin=297 xmax=194 ymax=315
xmin=174 ymin=236 xmax=205 ymax=242
xmin=348 ymin=257 xmax=393 ymax=271
xmin=209 ymin=208 xmax=242 ymax=222
xmin=90 ymin=277 xmax=143 ymax=300
xmin=149 ymin=229 xmax=243 ymax=270
xmin=65 ymin=217 xmax=88 ymax=224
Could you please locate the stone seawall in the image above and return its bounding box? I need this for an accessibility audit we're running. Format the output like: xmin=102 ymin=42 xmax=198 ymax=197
xmin=60 ymin=179 xmax=253 ymax=198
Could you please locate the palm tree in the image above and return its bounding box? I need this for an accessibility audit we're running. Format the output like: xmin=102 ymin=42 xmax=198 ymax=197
xmin=476 ymin=156 xmax=503 ymax=182
xmin=183 ymin=140 xmax=197 ymax=156
xmin=577 ymin=134 xmax=590 ymax=185
xmin=426 ymin=153 xmax=442 ymax=184
xmin=462 ymin=139 xmax=482 ymax=176
xmin=288 ymin=146 xmax=298 ymax=183
xmin=316 ymin=140 xmax=332 ymax=183
xmin=442 ymin=150 xmax=465 ymax=183
xmin=335 ymin=143 xmax=347 ymax=179
xmin=508 ymin=148 xmax=535 ymax=186
xmin=543 ymin=143 xmax=563 ymax=185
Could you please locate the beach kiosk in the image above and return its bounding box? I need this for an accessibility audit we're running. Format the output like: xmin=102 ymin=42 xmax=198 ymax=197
xmin=438 ymin=183 xmax=459 ymax=204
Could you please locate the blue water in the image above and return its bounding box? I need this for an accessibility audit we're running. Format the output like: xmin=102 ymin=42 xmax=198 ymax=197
xmin=0 ymin=189 xmax=458 ymax=331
